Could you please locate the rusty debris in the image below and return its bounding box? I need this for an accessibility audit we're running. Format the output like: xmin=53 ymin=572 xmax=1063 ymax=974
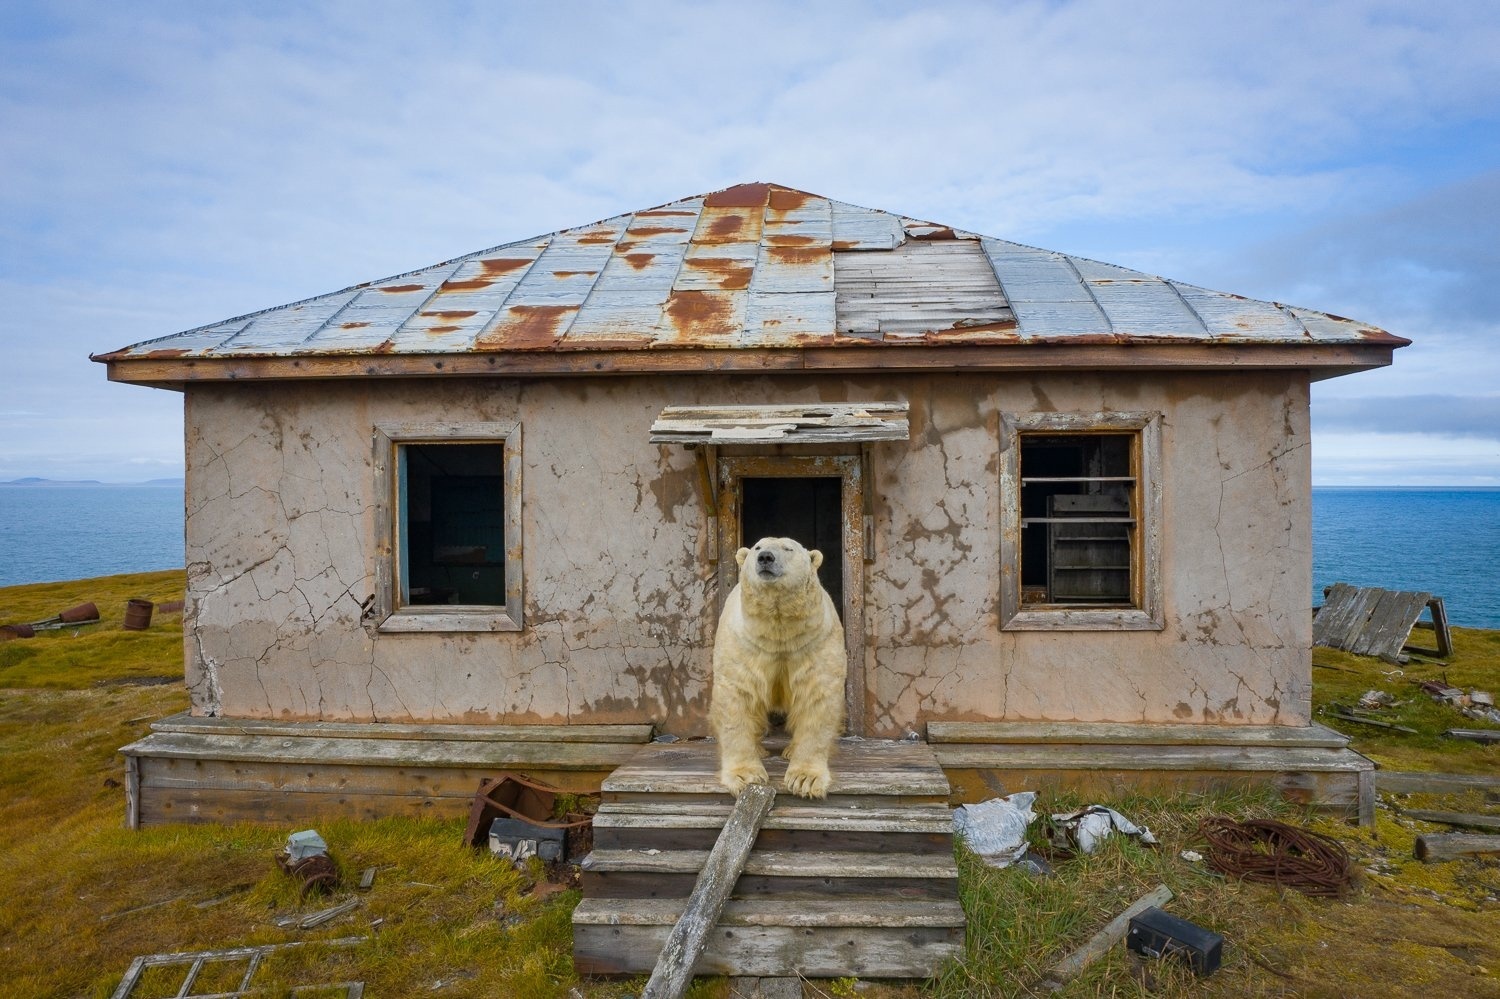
xmin=464 ymin=773 xmax=593 ymax=862
xmin=1 ymin=601 xmax=101 ymax=639
xmin=276 ymin=830 xmax=339 ymax=899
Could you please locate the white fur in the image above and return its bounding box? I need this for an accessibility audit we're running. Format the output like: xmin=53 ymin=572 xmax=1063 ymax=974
xmin=710 ymin=537 xmax=845 ymax=799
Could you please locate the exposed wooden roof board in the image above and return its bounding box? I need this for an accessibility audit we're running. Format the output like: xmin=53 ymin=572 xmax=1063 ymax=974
xmin=649 ymin=403 xmax=910 ymax=445
xmin=95 ymin=182 xmax=1409 ymax=380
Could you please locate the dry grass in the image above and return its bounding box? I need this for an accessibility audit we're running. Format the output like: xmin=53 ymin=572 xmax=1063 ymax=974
xmin=1 ymin=571 xmax=1497 ymax=998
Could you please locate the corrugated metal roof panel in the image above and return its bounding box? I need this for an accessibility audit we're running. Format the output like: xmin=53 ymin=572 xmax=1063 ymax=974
xmin=98 ymin=182 xmax=1407 ymax=366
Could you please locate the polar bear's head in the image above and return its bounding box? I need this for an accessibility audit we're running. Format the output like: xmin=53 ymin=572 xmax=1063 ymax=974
xmin=736 ymin=536 xmax=823 ymax=588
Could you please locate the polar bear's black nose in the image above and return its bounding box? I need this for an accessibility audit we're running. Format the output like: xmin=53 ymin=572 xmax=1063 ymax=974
xmin=757 ymin=550 xmax=775 ymax=566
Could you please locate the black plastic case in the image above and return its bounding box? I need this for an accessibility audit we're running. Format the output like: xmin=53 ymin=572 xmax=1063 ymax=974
xmin=1125 ymin=906 xmax=1223 ymax=976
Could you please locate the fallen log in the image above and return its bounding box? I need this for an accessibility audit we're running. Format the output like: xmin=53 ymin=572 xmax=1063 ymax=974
xmin=1414 ymin=833 xmax=1500 ymax=862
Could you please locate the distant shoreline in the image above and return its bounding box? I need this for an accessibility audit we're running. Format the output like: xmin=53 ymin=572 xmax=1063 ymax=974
xmin=0 ymin=478 xmax=184 ymax=488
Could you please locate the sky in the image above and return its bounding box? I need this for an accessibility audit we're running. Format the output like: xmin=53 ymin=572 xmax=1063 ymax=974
xmin=2 ymin=0 xmax=1498 ymax=485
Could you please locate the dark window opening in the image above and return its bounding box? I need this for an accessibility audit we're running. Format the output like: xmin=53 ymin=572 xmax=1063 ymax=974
xmin=400 ymin=443 xmax=506 ymax=607
xmin=740 ymin=476 xmax=844 ymax=611
xmin=1020 ymin=433 xmax=1135 ymax=606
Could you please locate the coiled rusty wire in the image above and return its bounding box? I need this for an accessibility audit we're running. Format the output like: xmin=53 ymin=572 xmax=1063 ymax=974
xmin=1197 ymin=817 xmax=1352 ymax=897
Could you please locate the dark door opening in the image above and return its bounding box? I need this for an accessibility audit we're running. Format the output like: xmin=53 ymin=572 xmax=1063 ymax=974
xmin=740 ymin=476 xmax=844 ymax=612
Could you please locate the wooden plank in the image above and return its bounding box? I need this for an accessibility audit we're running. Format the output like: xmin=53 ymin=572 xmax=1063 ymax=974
xmin=583 ymin=871 xmax=957 ymax=901
xmin=574 ymin=923 xmax=963 ymax=978
xmin=102 ymin=341 xmax=1399 ymax=387
xmin=1376 ymin=771 xmax=1500 ymax=795
xmin=596 ymin=800 xmax=955 ymax=831
xmin=149 ymin=712 xmax=652 ymax=744
xmin=1311 ymin=582 xmax=1356 ymax=647
xmin=575 ymin=896 xmax=966 ymax=928
xmin=641 ymin=783 xmax=775 ymax=999
xmin=582 ymin=849 xmax=957 ymax=880
xmin=1445 ymin=729 xmax=1500 ymax=744
xmin=1402 ymin=810 xmax=1500 ymax=832
xmin=122 ymin=731 xmax=641 ymax=770
xmin=1048 ymin=884 xmax=1173 ymax=983
xmin=926 ymin=721 xmax=1349 ymax=748
xmin=136 ymin=774 xmax=612 ymax=827
xmin=603 ymin=739 xmax=950 ymax=797
xmin=1415 ymin=833 xmax=1500 ymax=862
xmin=1349 ymin=589 xmax=1405 ymax=657
xmin=932 ymin=744 xmax=1373 ymax=773
xmin=944 ymin=767 xmax=1366 ymax=817
xmin=591 ymin=822 xmax=951 ymax=855
xmin=137 ymin=755 xmax=579 ymax=798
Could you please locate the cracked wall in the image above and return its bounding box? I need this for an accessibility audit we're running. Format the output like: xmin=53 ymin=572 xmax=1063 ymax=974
xmin=182 ymin=369 xmax=1311 ymax=734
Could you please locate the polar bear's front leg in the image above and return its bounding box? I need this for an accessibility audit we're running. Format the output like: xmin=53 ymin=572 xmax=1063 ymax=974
xmin=711 ymin=688 xmax=770 ymax=797
xmin=781 ymin=672 xmax=842 ymax=799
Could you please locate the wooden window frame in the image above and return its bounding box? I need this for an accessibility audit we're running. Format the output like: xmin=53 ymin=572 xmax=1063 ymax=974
xmin=999 ymin=411 xmax=1163 ymax=632
xmin=372 ymin=421 xmax=523 ymax=633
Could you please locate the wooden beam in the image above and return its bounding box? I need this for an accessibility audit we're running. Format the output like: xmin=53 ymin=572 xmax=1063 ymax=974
xmin=99 ymin=341 xmax=1399 ymax=386
xmin=1376 ymin=771 xmax=1500 ymax=795
xmin=1401 ymin=810 xmax=1500 ymax=832
xmin=1414 ymin=833 xmax=1500 ymax=862
xmin=641 ymin=783 xmax=776 ymax=999
xmin=1047 ymin=884 xmax=1173 ymax=984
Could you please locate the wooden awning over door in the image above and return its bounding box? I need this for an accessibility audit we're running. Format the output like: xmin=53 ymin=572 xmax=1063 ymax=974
xmin=649 ymin=403 xmax=909 ymax=445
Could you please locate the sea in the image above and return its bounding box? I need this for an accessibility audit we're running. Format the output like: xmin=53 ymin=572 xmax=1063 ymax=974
xmin=1 ymin=483 xmax=1498 ymax=628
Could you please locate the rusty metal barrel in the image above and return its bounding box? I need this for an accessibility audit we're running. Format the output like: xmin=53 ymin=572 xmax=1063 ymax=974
xmin=122 ymin=599 xmax=154 ymax=631
xmin=58 ymin=602 xmax=99 ymax=623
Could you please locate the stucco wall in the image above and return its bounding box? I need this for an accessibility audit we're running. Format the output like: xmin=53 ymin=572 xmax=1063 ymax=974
xmin=182 ymin=370 xmax=1312 ymax=734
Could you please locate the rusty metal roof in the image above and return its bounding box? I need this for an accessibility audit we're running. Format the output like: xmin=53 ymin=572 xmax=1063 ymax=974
xmin=96 ymin=182 xmax=1406 ymax=370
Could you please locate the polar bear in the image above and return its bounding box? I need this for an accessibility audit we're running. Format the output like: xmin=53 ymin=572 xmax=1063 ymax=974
xmin=711 ymin=536 xmax=845 ymax=799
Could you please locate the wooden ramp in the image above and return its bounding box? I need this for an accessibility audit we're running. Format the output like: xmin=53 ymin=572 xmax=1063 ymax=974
xmin=1313 ymin=582 xmax=1451 ymax=661
xmin=572 ymin=738 xmax=965 ymax=980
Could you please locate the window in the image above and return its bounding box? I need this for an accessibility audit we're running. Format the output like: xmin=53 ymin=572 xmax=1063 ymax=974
xmin=373 ymin=422 xmax=522 ymax=632
xmin=1000 ymin=412 xmax=1161 ymax=631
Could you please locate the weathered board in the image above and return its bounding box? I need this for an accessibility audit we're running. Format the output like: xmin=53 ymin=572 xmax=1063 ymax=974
xmin=927 ymin=721 xmax=1350 ymax=748
xmin=123 ymin=721 xmax=650 ymax=828
xmin=1313 ymin=583 xmax=1451 ymax=661
xmin=574 ymin=737 xmax=963 ymax=980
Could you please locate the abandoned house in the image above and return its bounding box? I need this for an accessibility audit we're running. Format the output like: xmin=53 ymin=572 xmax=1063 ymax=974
xmin=97 ymin=182 xmax=1407 ymax=830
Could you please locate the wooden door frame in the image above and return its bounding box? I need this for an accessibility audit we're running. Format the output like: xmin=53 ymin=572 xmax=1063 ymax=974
xmin=716 ymin=453 xmax=867 ymax=736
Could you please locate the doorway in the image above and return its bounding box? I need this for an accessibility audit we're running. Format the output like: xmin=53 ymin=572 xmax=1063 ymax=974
xmin=716 ymin=454 xmax=866 ymax=734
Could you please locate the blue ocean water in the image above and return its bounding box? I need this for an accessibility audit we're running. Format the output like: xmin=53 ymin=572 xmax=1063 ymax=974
xmin=1312 ymin=488 xmax=1500 ymax=630
xmin=0 ymin=484 xmax=183 ymax=588
xmin=1 ymin=484 xmax=1497 ymax=628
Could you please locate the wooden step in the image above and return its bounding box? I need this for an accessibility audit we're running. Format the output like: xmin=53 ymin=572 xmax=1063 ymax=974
xmin=603 ymin=739 xmax=951 ymax=805
xmin=591 ymin=801 xmax=955 ymax=853
xmin=573 ymin=898 xmax=965 ymax=977
xmin=581 ymin=848 xmax=959 ymax=900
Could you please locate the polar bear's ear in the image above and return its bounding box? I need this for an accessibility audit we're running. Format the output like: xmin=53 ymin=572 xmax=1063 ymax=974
xmin=736 ymin=547 xmax=751 ymax=567
xmin=809 ymin=549 xmax=823 ymax=571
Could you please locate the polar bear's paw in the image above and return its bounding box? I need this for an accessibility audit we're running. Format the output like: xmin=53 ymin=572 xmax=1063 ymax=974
xmin=783 ymin=761 xmax=831 ymax=799
xmin=719 ymin=762 xmax=769 ymax=797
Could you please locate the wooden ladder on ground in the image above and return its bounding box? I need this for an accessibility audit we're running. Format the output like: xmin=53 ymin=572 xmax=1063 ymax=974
xmin=572 ymin=738 xmax=966 ymax=980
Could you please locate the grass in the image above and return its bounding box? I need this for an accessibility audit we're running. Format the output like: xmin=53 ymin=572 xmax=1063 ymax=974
xmin=1 ymin=573 xmax=1498 ymax=997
